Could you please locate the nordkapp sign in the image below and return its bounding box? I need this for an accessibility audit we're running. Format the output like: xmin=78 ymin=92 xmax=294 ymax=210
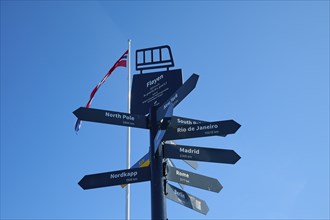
xmin=78 ymin=167 xmax=150 ymax=190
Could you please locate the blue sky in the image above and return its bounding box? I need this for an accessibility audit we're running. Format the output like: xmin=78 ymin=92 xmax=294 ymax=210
xmin=1 ymin=1 xmax=329 ymax=219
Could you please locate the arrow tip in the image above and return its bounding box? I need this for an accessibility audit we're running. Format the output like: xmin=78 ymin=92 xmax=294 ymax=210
xmin=223 ymin=120 xmax=241 ymax=135
xmin=78 ymin=178 xmax=84 ymax=189
xmin=192 ymin=73 xmax=200 ymax=79
xmin=73 ymin=107 xmax=83 ymax=118
xmin=225 ymin=149 xmax=241 ymax=164
xmin=203 ymin=200 xmax=210 ymax=215
xmin=78 ymin=176 xmax=89 ymax=190
xmin=236 ymin=153 xmax=241 ymax=163
xmin=191 ymin=74 xmax=199 ymax=86
xmin=215 ymin=180 xmax=224 ymax=193
xmin=232 ymin=120 xmax=241 ymax=132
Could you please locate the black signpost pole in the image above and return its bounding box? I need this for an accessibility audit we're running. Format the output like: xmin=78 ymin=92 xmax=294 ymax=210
xmin=149 ymin=106 xmax=167 ymax=220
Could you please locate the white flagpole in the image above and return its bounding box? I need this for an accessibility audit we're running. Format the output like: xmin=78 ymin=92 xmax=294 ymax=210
xmin=126 ymin=39 xmax=131 ymax=220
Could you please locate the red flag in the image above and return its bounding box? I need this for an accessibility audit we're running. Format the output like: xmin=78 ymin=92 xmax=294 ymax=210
xmin=75 ymin=50 xmax=128 ymax=133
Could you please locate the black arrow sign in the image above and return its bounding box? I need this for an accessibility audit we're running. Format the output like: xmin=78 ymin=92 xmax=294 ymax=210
xmin=78 ymin=167 xmax=150 ymax=190
xmin=166 ymin=166 xmax=223 ymax=193
xmin=157 ymin=74 xmax=199 ymax=122
xmin=121 ymin=152 xmax=150 ymax=188
xmin=164 ymin=143 xmax=241 ymax=165
xmin=165 ymin=140 xmax=198 ymax=170
xmin=164 ymin=119 xmax=241 ymax=140
xmin=166 ymin=183 xmax=209 ymax=215
xmin=73 ymin=107 xmax=148 ymax=129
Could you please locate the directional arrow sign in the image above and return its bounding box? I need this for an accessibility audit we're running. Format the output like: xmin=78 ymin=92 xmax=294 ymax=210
xmin=166 ymin=158 xmax=185 ymax=190
xmin=164 ymin=143 xmax=241 ymax=165
xmin=121 ymin=152 xmax=150 ymax=188
xmin=164 ymin=119 xmax=241 ymax=140
xmin=157 ymin=74 xmax=199 ymax=122
xmin=165 ymin=140 xmax=198 ymax=170
xmin=73 ymin=107 xmax=148 ymax=129
xmin=166 ymin=183 xmax=209 ymax=215
xmin=166 ymin=166 xmax=223 ymax=193
xmin=78 ymin=167 xmax=150 ymax=190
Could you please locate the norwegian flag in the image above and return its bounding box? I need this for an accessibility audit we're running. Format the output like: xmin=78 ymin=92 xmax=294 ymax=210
xmin=75 ymin=50 xmax=128 ymax=133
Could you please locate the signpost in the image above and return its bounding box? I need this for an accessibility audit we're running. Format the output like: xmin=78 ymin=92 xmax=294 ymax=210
xmin=78 ymin=167 xmax=150 ymax=190
xmin=73 ymin=107 xmax=148 ymax=129
xmin=74 ymin=45 xmax=241 ymax=220
xmin=164 ymin=119 xmax=241 ymax=140
xmin=164 ymin=143 xmax=241 ymax=164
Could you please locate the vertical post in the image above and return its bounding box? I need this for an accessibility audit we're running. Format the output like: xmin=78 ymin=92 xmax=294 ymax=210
xmin=149 ymin=106 xmax=167 ymax=220
xmin=126 ymin=39 xmax=131 ymax=220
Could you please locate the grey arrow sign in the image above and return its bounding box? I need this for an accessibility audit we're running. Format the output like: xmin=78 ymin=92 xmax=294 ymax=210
xmin=166 ymin=158 xmax=185 ymax=190
xmin=73 ymin=107 xmax=148 ymax=129
xmin=164 ymin=119 xmax=241 ymax=140
xmin=166 ymin=183 xmax=209 ymax=215
xmin=157 ymin=74 xmax=199 ymax=122
xmin=166 ymin=166 xmax=223 ymax=193
xmin=163 ymin=143 xmax=241 ymax=165
xmin=78 ymin=167 xmax=150 ymax=190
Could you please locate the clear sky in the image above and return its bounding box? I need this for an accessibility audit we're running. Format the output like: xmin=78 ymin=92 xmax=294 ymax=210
xmin=1 ymin=1 xmax=329 ymax=219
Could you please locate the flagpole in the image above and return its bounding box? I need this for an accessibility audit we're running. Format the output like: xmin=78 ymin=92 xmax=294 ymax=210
xmin=126 ymin=39 xmax=131 ymax=220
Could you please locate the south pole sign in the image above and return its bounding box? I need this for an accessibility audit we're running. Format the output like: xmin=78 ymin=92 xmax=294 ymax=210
xmin=73 ymin=45 xmax=241 ymax=220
